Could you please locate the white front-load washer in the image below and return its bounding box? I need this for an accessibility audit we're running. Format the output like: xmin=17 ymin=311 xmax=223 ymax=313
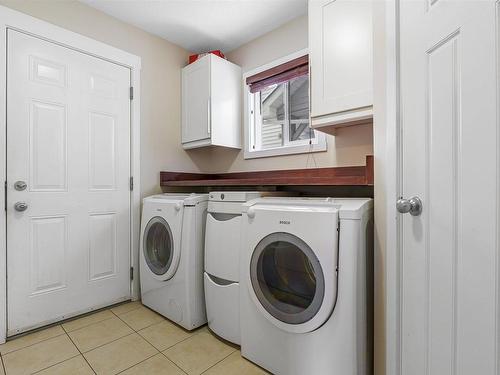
xmin=140 ymin=193 xmax=208 ymax=330
xmin=240 ymin=198 xmax=373 ymax=375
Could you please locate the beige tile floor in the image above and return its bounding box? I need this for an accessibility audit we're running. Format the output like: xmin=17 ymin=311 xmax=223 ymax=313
xmin=0 ymin=302 xmax=269 ymax=375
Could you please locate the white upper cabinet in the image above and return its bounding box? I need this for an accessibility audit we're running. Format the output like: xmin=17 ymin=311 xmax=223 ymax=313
xmin=181 ymin=54 xmax=242 ymax=149
xmin=309 ymin=0 xmax=373 ymax=130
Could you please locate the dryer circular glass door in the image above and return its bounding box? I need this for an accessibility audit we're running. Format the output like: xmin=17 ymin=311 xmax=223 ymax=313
xmin=250 ymin=232 xmax=325 ymax=326
xmin=143 ymin=216 xmax=174 ymax=277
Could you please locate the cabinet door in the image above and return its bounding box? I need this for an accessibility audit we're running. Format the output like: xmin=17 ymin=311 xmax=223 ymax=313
xmin=309 ymin=0 xmax=372 ymax=118
xmin=182 ymin=57 xmax=211 ymax=144
xmin=209 ymin=55 xmax=242 ymax=149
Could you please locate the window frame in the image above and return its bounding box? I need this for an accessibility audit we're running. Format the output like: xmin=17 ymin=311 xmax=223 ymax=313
xmin=243 ymin=49 xmax=327 ymax=159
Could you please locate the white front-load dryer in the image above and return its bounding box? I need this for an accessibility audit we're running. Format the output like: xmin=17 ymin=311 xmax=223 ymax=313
xmin=240 ymin=198 xmax=373 ymax=375
xmin=140 ymin=193 xmax=208 ymax=330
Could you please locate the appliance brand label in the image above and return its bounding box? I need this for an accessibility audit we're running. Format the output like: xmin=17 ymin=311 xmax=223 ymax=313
xmin=279 ymin=220 xmax=291 ymax=225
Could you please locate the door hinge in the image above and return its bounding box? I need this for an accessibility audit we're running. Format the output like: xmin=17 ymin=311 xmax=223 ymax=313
xmin=130 ymin=267 xmax=134 ymax=281
xmin=129 ymin=177 xmax=134 ymax=191
xmin=129 ymin=87 xmax=134 ymax=100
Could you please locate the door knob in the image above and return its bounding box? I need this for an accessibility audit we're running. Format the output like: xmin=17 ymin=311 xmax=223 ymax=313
xmin=396 ymin=196 xmax=422 ymax=216
xmin=14 ymin=202 xmax=28 ymax=212
xmin=14 ymin=181 xmax=27 ymax=191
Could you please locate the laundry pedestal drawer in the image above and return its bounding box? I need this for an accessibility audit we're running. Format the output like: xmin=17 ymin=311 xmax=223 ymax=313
xmin=205 ymin=211 xmax=241 ymax=281
xmin=204 ymin=272 xmax=240 ymax=345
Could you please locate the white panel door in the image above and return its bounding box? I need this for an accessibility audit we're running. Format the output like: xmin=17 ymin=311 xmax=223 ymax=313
xmin=181 ymin=56 xmax=211 ymax=144
xmin=399 ymin=1 xmax=498 ymax=374
xmin=6 ymin=30 xmax=131 ymax=335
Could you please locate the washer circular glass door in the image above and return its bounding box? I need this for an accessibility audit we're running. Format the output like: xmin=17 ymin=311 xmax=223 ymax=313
xmin=250 ymin=232 xmax=325 ymax=325
xmin=143 ymin=217 xmax=174 ymax=277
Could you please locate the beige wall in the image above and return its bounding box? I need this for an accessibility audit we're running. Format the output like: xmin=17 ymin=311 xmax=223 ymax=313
xmin=187 ymin=15 xmax=374 ymax=173
xmin=0 ymin=0 xmax=199 ymax=197
xmin=0 ymin=3 xmax=374 ymax=186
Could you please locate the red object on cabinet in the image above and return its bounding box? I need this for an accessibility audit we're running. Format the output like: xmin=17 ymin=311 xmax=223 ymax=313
xmin=188 ymin=50 xmax=225 ymax=64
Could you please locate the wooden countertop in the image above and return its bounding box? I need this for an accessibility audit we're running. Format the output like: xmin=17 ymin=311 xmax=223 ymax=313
xmin=160 ymin=155 xmax=373 ymax=187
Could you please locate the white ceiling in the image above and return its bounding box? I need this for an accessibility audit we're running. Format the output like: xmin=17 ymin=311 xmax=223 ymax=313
xmin=80 ymin=0 xmax=307 ymax=53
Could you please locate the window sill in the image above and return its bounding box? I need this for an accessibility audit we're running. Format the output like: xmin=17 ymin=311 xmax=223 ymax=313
xmin=243 ymin=141 xmax=327 ymax=160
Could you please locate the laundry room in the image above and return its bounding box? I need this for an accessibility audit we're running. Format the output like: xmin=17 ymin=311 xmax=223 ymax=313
xmin=0 ymin=0 xmax=497 ymax=375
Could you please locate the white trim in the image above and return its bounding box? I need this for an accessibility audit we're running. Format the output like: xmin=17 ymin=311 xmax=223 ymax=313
xmin=311 ymin=107 xmax=373 ymax=127
xmin=373 ymin=1 xmax=400 ymax=374
xmin=244 ymin=140 xmax=327 ymax=160
xmin=130 ymin=70 xmax=141 ymax=304
xmin=0 ymin=5 xmax=141 ymax=343
xmin=242 ymin=48 xmax=327 ymax=159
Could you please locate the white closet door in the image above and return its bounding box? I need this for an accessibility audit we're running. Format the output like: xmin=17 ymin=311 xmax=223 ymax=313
xmin=6 ymin=30 xmax=131 ymax=335
xmin=399 ymin=1 xmax=498 ymax=374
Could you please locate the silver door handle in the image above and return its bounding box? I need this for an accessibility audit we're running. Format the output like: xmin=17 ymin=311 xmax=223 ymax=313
xmin=14 ymin=202 xmax=28 ymax=212
xmin=14 ymin=181 xmax=27 ymax=191
xmin=396 ymin=196 xmax=422 ymax=216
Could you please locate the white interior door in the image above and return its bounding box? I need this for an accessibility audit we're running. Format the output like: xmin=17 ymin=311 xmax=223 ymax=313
xmin=399 ymin=1 xmax=498 ymax=374
xmin=6 ymin=30 xmax=131 ymax=335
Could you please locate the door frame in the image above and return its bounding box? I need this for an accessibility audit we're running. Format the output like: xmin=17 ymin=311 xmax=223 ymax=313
xmin=0 ymin=5 xmax=142 ymax=343
xmin=373 ymin=1 xmax=400 ymax=374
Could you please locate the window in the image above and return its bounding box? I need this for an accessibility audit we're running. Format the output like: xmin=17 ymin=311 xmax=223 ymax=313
xmin=244 ymin=51 xmax=326 ymax=159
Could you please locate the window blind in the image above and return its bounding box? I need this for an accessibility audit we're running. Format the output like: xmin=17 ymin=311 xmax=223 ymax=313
xmin=246 ymin=54 xmax=309 ymax=93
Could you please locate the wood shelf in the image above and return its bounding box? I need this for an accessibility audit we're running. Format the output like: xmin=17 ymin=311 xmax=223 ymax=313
xmin=160 ymin=155 xmax=373 ymax=187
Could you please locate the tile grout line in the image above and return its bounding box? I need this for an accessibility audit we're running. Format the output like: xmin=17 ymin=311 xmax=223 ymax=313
xmin=159 ymin=329 xmax=236 ymax=375
xmin=112 ymin=303 xmax=193 ymax=337
xmin=109 ymin=303 xmax=142 ymax=321
xmin=61 ymin=313 xmax=126 ymax=347
xmin=83 ymin=304 xmax=168 ymax=375
xmin=63 ymin=314 xmax=138 ymax=350
xmin=31 ymin=353 xmax=82 ymax=375
xmin=0 ymin=353 xmax=6 ymax=375
xmin=158 ymin=326 xmax=215 ymax=354
xmin=199 ymin=348 xmax=237 ymax=375
xmin=0 ymin=330 xmax=67 ymax=357
xmin=60 ymin=313 xmax=158 ymax=372
xmin=78 ymin=331 xmax=137 ymax=356
xmin=159 ymin=351 xmax=189 ymax=375
xmin=114 ymin=351 xmax=162 ymax=375
xmin=111 ymin=310 xmax=166 ymax=333
xmin=61 ymin=326 xmax=97 ymax=375
xmin=111 ymin=311 xmax=140 ymax=332
xmin=139 ymin=326 xmax=195 ymax=353
xmin=0 ymin=303 xmax=140 ymax=373
xmin=62 ymin=314 xmax=117 ymax=334
xmin=0 ymin=311 xmax=116 ymax=358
